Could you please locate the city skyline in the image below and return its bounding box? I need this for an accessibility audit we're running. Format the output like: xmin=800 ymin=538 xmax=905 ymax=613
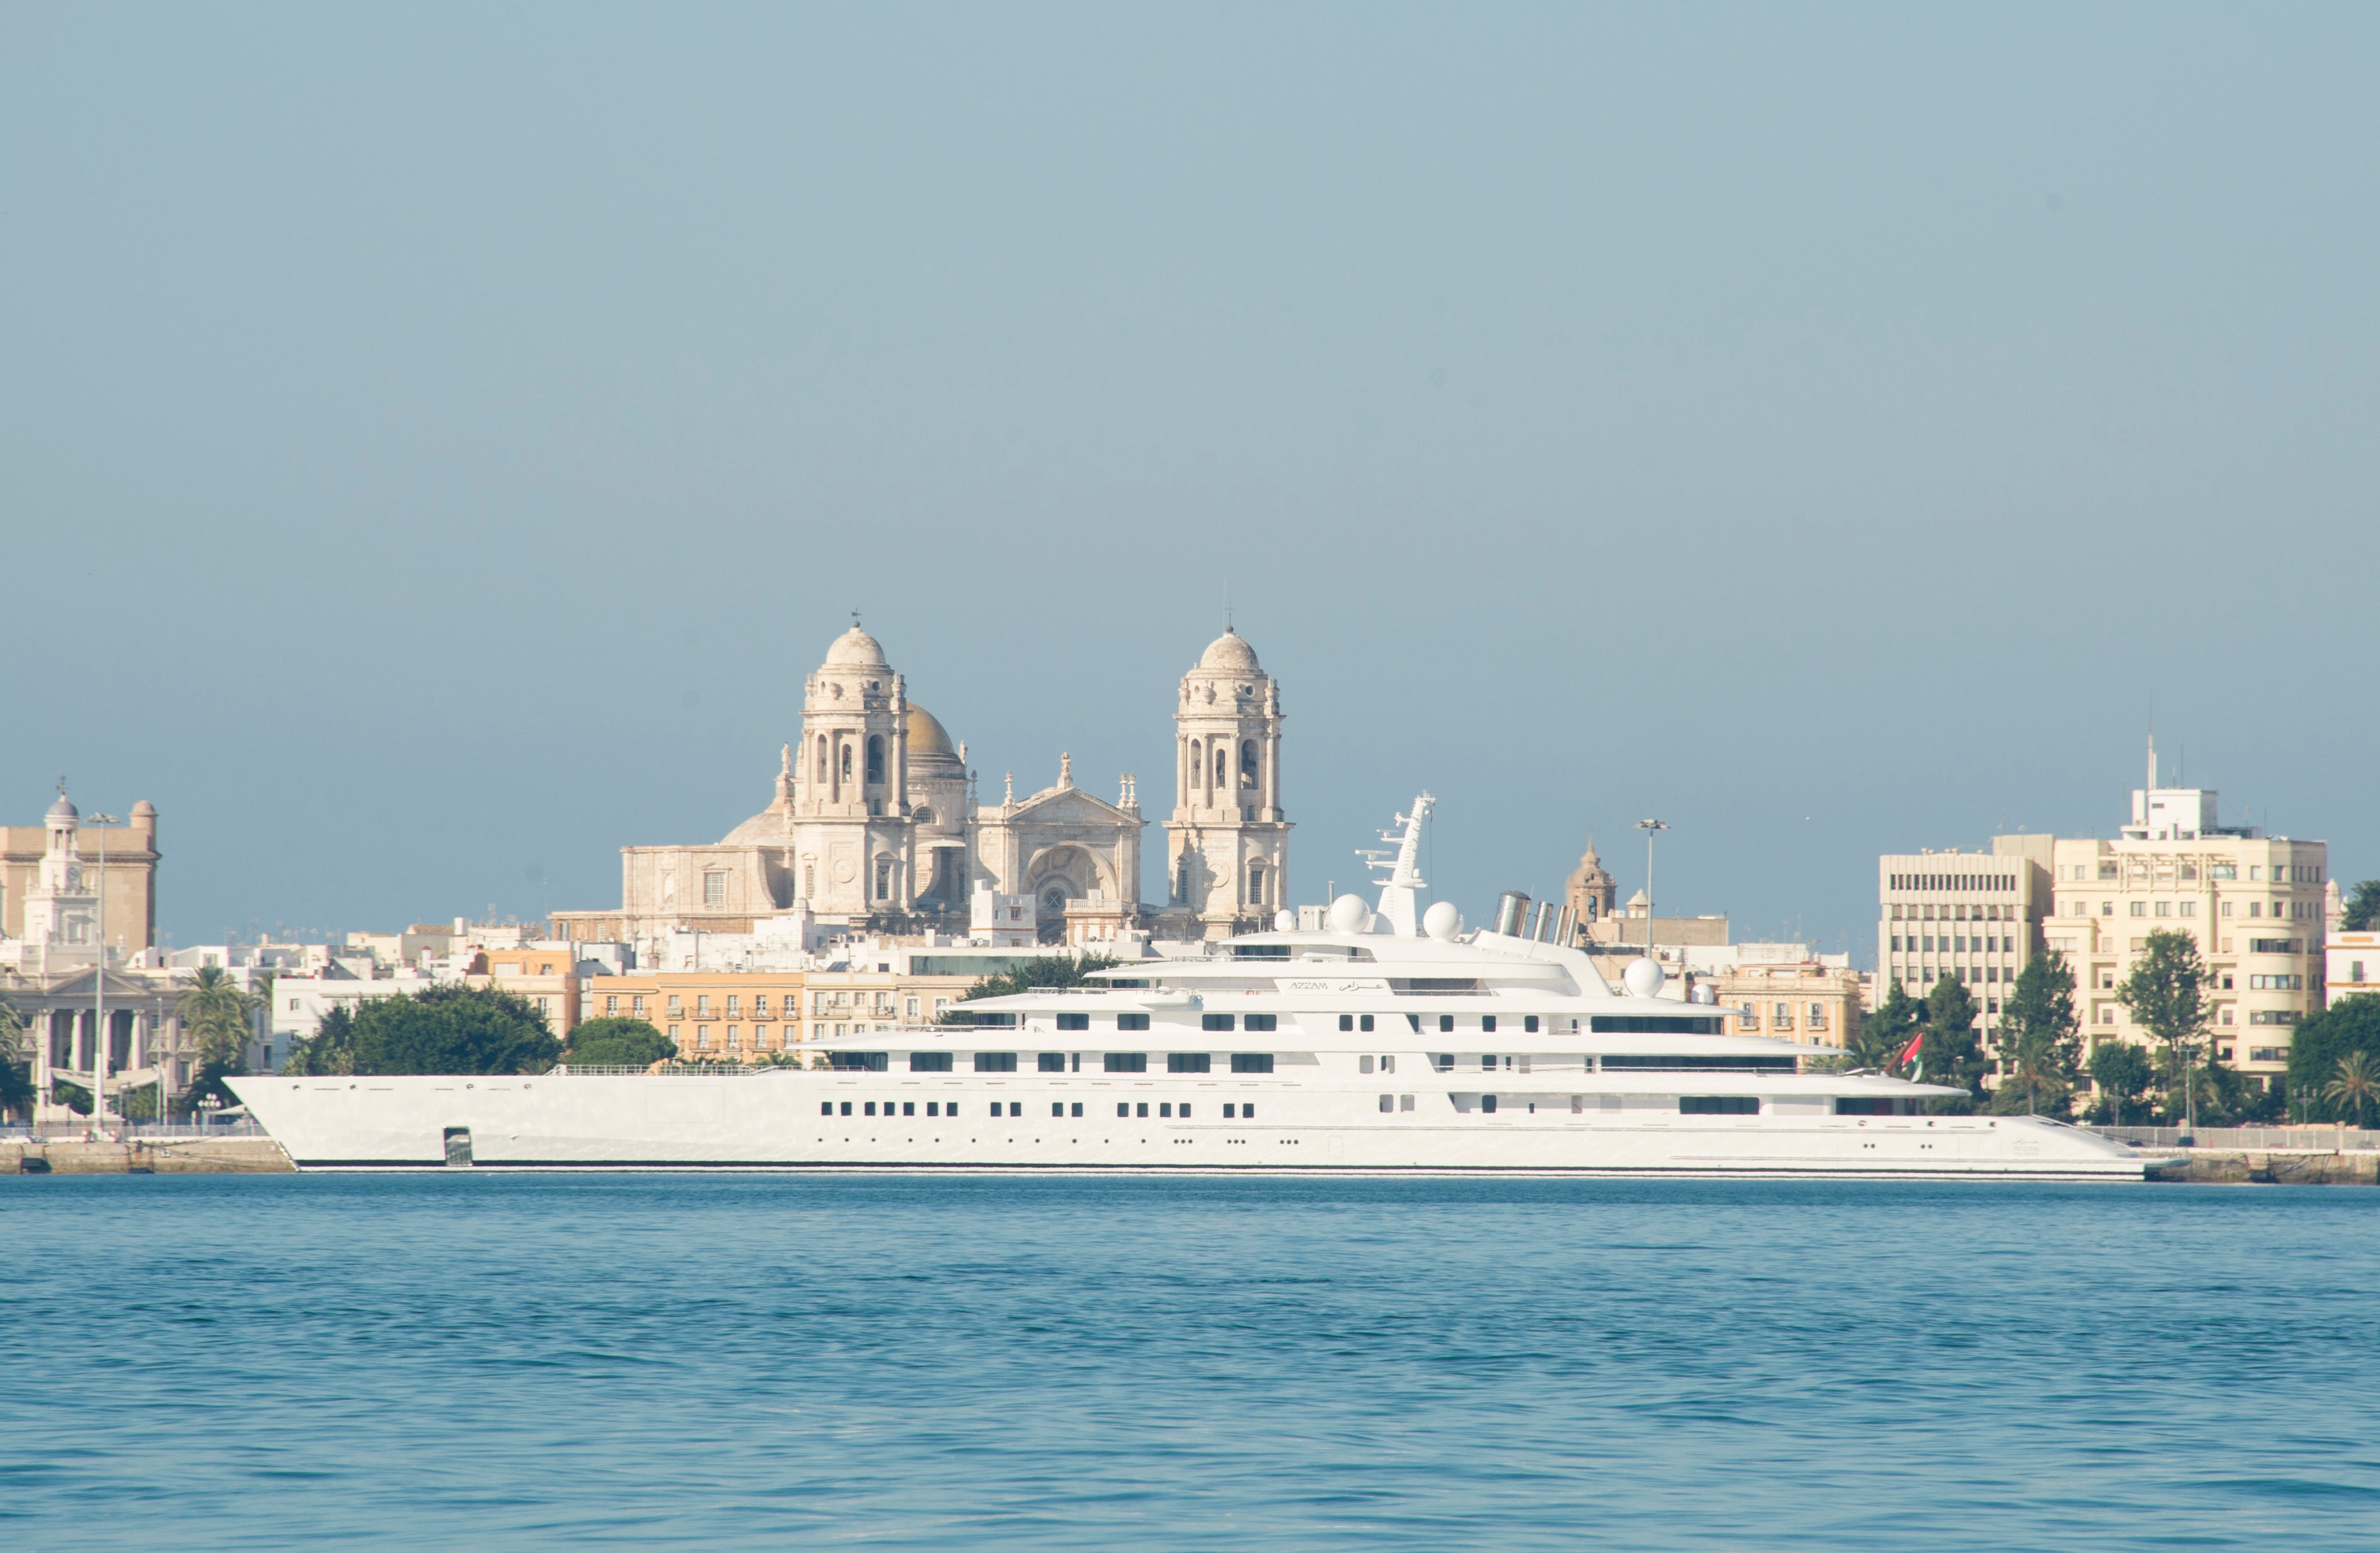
xmin=8 ymin=6 xmax=2376 ymax=957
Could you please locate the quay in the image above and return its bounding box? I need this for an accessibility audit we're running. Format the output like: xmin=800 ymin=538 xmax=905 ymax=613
xmin=6 ymin=1126 xmax=293 ymax=1175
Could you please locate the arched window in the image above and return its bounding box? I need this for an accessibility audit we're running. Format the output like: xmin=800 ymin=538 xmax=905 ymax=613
xmin=873 ymin=856 xmax=894 ymax=901
xmin=1214 ymin=747 xmax=1228 ymax=789
xmin=1175 ymin=855 xmax=1192 ymax=905
xmin=815 ymin=736 xmax=827 ymax=785
xmin=866 ymin=735 xmax=885 ymax=785
xmin=839 ymin=742 xmax=853 ymax=782
xmin=1247 ymin=861 xmax=1265 ymax=906
xmin=1241 ymin=741 xmax=1258 ymax=787
xmin=1190 ymin=739 xmax=1203 ymax=789
xmin=803 ymin=865 xmax=815 ymax=901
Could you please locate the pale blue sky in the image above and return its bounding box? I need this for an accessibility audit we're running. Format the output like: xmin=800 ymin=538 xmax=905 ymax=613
xmin=8 ymin=4 xmax=2376 ymax=957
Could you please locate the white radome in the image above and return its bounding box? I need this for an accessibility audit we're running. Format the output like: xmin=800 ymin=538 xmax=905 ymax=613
xmin=1329 ymin=893 xmax=1371 ymax=933
xmin=1273 ymin=909 xmax=1296 ymax=932
xmin=1423 ymin=900 xmax=1461 ymax=941
xmin=1623 ymin=957 xmax=1665 ymax=998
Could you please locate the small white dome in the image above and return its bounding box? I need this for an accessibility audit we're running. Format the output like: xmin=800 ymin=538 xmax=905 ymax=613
xmin=45 ymin=794 xmax=78 ymax=826
xmin=1623 ymin=957 xmax=1665 ymax=998
xmin=1197 ymin=628 xmax=1260 ymax=673
xmin=1273 ymin=909 xmax=1296 ymax=932
xmin=1423 ymin=901 xmax=1461 ymax=941
xmin=1329 ymin=894 xmax=1370 ymax=933
xmin=822 ymin=625 xmax=888 ymax=669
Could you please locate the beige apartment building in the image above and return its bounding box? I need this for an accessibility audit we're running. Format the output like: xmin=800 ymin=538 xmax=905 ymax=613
xmin=578 ymin=966 xmax=985 ymax=1062
xmin=2327 ymin=932 xmax=2380 ymax=1007
xmin=1879 ymin=763 xmax=2326 ymax=1095
xmin=1711 ymin=957 xmax=1863 ymax=1051
xmin=2047 ymin=782 xmax=2324 ymax=1085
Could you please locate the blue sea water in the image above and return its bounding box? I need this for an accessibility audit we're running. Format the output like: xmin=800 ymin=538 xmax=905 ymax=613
xmin=4 ymin=1175 xmax=2377 ymax=1551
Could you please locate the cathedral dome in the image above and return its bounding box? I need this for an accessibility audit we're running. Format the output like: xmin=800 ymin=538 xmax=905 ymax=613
xmin=906 ymin=703 xmax=956 ymax=758
xmin=822 ymin=623 xmax=888 ymax=670
xmin=1197 ymin=627 xmax=1260 ymax=673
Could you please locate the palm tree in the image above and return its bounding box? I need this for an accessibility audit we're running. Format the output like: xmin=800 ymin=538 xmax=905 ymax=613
xmin=176 ymin=966 xmax=260 ymax=1087
xmin=2321 ymin=1051 xmax=2379 ymax=1134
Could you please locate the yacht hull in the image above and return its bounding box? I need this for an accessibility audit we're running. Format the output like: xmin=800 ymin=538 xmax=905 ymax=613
xmin=229 ymin=1073 xmax=2153 ymax=1180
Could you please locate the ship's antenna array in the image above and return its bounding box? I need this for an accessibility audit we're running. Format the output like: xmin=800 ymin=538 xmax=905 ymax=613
xmin=1362 ymin=792 xmax=1435 ymax=937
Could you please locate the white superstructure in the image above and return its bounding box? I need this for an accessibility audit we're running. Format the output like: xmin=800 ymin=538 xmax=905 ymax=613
xmin=232 ymin=800 xmax=2157 ymax=1180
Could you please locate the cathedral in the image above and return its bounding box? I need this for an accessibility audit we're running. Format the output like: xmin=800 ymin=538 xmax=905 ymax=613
xmin=558 ymin=622 xmax=1290 ymax=947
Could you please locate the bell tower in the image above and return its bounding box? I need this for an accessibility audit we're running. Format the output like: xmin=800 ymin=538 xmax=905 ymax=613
xmin=1163 ymin=627 xmax=1291 ymax=938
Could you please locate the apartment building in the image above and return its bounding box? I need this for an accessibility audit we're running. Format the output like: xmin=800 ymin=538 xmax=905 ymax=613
xmin=1710 ymin=956 xmax=1863 ymax=1051
xmin=2328 ymin=932 xmax=2380 ymax=1007
xmin=1875 ymin=833 xmax=2053 ymax=1047
xmin=582 ymin=971 xmax=810 ymax=1060
xmin=2042 ymin=779 xmax=2323 ymax=1087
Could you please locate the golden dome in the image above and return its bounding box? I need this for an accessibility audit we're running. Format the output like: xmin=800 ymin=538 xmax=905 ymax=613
xmin=906 ymin=703 xmax=956 ymax=758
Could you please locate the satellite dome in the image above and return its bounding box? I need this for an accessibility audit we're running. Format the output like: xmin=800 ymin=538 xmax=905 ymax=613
xmin=1423 ymin=901 xmax=1461 ymax=942
xmin=1328 ymin=893 xmax=1371 ymax=933
xmin=1197 ymin=628 xmax=1261 ymax=673
xmin=1623 ymin=957 xmax=1665 ymax=998
xmin=1273 ymin=909 xmax=1296 ymax=932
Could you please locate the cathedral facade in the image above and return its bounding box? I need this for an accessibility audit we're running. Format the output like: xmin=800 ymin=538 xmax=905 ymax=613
xmin=560 ymin=623 xmax=1287 ymax=947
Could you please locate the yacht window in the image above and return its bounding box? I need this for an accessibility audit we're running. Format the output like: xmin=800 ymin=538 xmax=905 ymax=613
xmin=1117 ymin=1013 xmax=1150 ymax=1031
xmin=1057 ymin=1013 xmax=1089 ymax=1032
xmin=1482 ymin=1095 xmax=1498 ymax=1113
xmin=1105 ymin=1053 xmax=1147 ymax=1073
xmin=910 ymin=1052 xmax=953 ymax=1073
xmin=1052 ymin=1102 xmax=1066 ymax=1117
xmin=1071 ymin=1102 xmax=1083 ymax=1117
xmin=974 ymin=1052 xmax=1018 ymax=1073
xmin=1231 ymin=1054 xmax=1273 ymax=1074
xmin=1379 ymin=1094 xmax=1394 ymax=1112
xmin=1202 ymin=1014 xmax=1236 ymax=1032
xmin=1381 ymin=1055 xmax=1395 ymax=1073
xmin=1680 ymin=1097 xmax=1760 ymax=1115
xmin=926 ymin=1102 xmax=940 ymax=1116
xmin=820 ymin=1102 xmax=832 ymax=1116
xmin=1224 ymin=1103 xmax=1237 ymax=1118
xmin=1481 ymin=1055 xmax=1497 ymax=1071
xmin=1590 ymin=1015 xmax=1725 ymax=1035
xmin=1400 ymin=1095 xmax=1414 ymax=1112
xmin=1360 ymin=1014 xmax=1374 ymax=1033
xmin=1137 ymin=1102 xmax=1149 ymax=1117
xmin=1117 ymin=1102 xmax=1130 ymax=1117
xmin=829 ymin=1053 xmax=889 ymax=1071
xmin=1160 ymin=1103 xmax=1173 ymax=1117
xmin=1243 ymin=1104 xmax=1255 ymax=1119
xmin=902 ymin=1102 xmax=914 ymax=1117
xmin=1038 ymin=1053 xmax=1067 ymax=1073
xmin=864 ymin=1102 xmax=877 ymax=1116
xmin=1434 ymin=1054 xmax=1454 ymax=1072
xmin=1406 ymin=1014 xmax=1423 ymax=1033
xmin=1360 ymin=1056 xmax=1375 ymax=1074
xmin=1833 ymin=1097 xmax=1903 ymax=1116
xmin=1168 ymin=1053 xmax=1212 ymax=1073
xmin=1438 ymin=1015 xmax=1454 ymax=1033
xmin=1524 ymin=1016 xmax=1540 ymax=1034
xmin=1244 ymin=1013 xmax=1278 ymax=1032
xmin=1481 ymin=1015 xmax=1497 ymax=1034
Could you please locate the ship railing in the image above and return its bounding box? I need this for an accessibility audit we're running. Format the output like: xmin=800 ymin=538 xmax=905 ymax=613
xmin=546 ymin=1063 xmax=786 ymax=1078
xmin=2084 ymin=1124 xmax=2380 ymax=1152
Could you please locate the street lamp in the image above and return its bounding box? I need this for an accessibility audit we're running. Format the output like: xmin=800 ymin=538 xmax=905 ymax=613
xmin=86 ymin=811 xmax=121 ymax=1140
xmin=1635 ymin=819 xmax=1668 ymax=962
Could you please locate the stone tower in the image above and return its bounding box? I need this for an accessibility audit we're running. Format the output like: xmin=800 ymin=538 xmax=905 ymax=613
xmin=791 ymin=621 xmax=914 ymax=916
xmin=1565 ymin=838 xmax=1616 ymax=937
xmin=1163 ymin=627 xmax=1290 ymax=938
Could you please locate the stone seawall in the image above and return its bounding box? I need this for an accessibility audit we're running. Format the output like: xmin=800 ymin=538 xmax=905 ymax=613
xmin=5 ymin=1138 xmax=294 ymax=1175
xmin=2151 ymin=1151 xmax=2380 ymax=1186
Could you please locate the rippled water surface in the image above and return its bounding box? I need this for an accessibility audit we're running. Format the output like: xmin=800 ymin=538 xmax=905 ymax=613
xmin=6 ymin=1174 xmax=2378 ymax=1550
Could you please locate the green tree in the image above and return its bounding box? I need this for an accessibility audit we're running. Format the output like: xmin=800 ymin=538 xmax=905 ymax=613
xmin=282 ymin=1005 xmax=356 ymax=1075
xmin=52 ymin=1078 xmax=93 ymax=1116
xmin=2285 ymin=994 xmax=2380 ymax=1123
xmin=1854 ymin=980 xmax=1921 ymax=1070
xmin=938 ymin=955 xmax=1118 ymax=1017
xmin=563 ymin=1017 xmax=676 ymax=1067
xmin=2321 ymin=1051 xmax=2380 ymax=1130
xmin=2340 ymin=880 xmax=2380 ymax=933
xmin=1920 ymin=975 xmax=1986 ymax=1109
xmin=2115 ymin=929 xmax=2210 ymax=1128
xmin=1989 ymin=952 xmax=2080 ymax=1117
xmin=345 ymin=985 xmax=560 ymax=1075
xmin=0 ymin=996 xmax=31 ymax=1121
xmin=2086 ymin=1039 xmax=2153 ymax=1126
xmin=176 ymin=965 xmax=260 ymax=1111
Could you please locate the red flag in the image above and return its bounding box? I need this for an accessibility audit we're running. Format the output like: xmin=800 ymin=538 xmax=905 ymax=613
xmin=1895 ymin=1031 xmax=1924 ymax=1068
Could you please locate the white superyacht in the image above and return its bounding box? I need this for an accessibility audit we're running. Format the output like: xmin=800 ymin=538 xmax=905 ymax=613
xmin=232 ymin=800 xmax=2155 ymax=1180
